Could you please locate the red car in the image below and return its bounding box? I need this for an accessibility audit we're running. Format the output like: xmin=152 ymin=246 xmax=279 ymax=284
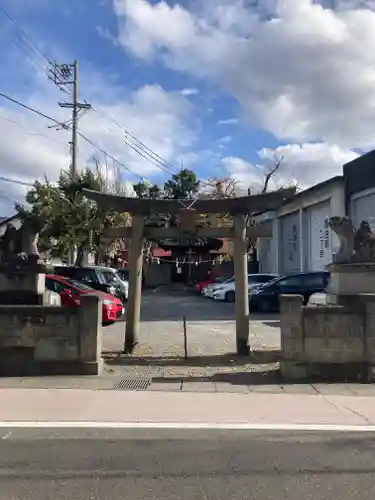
xmin=45 ymin=274 xmax=124 ymax=325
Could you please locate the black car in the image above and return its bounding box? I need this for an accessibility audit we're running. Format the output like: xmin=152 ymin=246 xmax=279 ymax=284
xmin=249 ymin=271 xmax=330 ymax=313
xmin=53 ymin=265 xmax=127 ymax=303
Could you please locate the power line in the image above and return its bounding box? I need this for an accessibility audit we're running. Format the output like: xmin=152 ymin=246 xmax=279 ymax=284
xmin=0 ymin=5 xmax=50 ymax=65
xmin=0 ymin=114 xmax=69 ymax=146
xmin=0 ymin=91 xmax=67 ymax=128
xmin=123 ymin=137 xmax=175 ymax=176
xmin=0 ymin=89 xmax=217 ymax=197
xmin=0 ymin=5 xmax=184 ymax=178
xmin=0 ymin=4 xmax=72 ymax=95
xmin=0 ymin=175 xmax=33 ymax=187
xmin=0 ymin=90 xmax=154 ymax=184
xmin=92 ymin=106 xmax=179 ymax=176
xmin=78 ymin=132 xmax=150 ymax=183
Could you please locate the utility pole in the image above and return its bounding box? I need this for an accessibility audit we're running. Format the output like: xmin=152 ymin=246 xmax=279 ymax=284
xmin=48 ymin=60 xmax=91 ymax=263
xmin=48 ymin=60 xmax=91 ymax=179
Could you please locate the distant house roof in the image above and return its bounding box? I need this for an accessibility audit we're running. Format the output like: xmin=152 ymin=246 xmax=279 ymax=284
xmin=281 ymin=175 xmax=343 ymax=205
xmin=152 ymin=247 xmax=172 ymax=258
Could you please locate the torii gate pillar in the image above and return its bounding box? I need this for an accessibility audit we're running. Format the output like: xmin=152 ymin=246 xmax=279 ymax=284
xmin=233 ymin=214 xmax=250 ymax=355
xmin=124 ymin=215 xmax=144 ymax=353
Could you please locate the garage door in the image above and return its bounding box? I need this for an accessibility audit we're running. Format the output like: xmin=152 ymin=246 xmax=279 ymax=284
xmin=258 ymin=238 xmax=273 ymax=273
xmin=279 ymin=212 xmax=300 ymax=275
xmin=307 ymin=201 xmax=332 ymax=271
xmin=352 ymin=192 xmax=375 ymax=231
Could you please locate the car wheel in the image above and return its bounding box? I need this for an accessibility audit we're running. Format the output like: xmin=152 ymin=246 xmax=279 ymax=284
xmin=225 ymin=290 xmax=235 ymax=302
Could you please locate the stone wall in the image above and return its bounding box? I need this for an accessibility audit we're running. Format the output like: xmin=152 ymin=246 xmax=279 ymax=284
xmin=280 ymin=294 xmax=375 ymax=382
xmin=0 ymin=295 xmax=102 ymax=376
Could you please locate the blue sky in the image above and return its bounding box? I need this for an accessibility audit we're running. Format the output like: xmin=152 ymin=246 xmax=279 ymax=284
xmin=0 ymin=0 xmax=374 ymax=212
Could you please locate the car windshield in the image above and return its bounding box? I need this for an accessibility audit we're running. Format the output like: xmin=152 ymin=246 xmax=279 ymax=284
xmin=97 ymin=270 xmax=119 ymax=285
xmin=59 ymin=277 xmax=96 ymax=292
xmin=249 ymin=274 xmax=277 ymax=283
xmin=215 ymin=276 xmax=233 ymax=283
xmin=222 ymin=276 xmax=235 ymax=284
xmin=117 ymin=269 xmax=129 ymax=281
xmin=255 ymin=276 xmax=281 ymax=288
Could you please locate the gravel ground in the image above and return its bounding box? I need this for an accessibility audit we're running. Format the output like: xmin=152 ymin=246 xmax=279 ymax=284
xmin=103 ymin=289 xmax=281 ymax=380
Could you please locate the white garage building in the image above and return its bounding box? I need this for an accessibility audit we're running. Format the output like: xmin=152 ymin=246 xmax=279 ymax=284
xmin=343 ymin=150 xmax=375 ymax=233
xmin=350 ymin=188 xmax=375 ymax=230
xmin=257 ymin=176 xmax=345 ymax=275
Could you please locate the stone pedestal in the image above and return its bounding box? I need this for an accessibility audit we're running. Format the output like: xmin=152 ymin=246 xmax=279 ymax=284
xmin=326 ymin=262 xmax=375 ymax=307
xmin=0 ymin=265 xmax=48 ymax=305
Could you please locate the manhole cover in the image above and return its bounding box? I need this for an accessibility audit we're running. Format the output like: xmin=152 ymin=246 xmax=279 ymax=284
xmin=113 ymin=379 xmax=152 ymax=390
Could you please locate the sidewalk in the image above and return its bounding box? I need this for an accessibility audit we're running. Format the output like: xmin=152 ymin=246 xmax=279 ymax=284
xmin=1 ymin=375 xmax=375 ymax=396
xmin=1 ymin=387 xmax=375 ymax=428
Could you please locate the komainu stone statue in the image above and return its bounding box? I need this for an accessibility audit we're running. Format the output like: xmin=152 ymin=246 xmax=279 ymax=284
xmin=329 ymin=216 xmax=375 ymax=263
xmin=0 ymin=215 xmax=45 ymax=272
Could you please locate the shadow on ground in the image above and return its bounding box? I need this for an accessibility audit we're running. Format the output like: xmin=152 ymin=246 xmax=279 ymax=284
xmin=152 ymin=371 xmax=282 ymax=386
xmin=103 ymin=351 xmax=284 ymax=385
xmin=103 ymin=351 xmax=366 ymax=385
xmin=104 ymin=351 xmax=281 ymax=367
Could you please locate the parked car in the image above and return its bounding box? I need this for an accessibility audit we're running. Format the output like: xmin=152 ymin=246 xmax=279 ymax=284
xmin=308 ymin=292 xmax=328 ymax=305
xmin=211 ymin=274 xmax=278 ymax=302
xmin=196 ymin=275 xmax=232 ymax=294
xmin=116 ymin=268 xmax=129 ymax=283
xmin=204 ymin=276 xmax=235 ymax=297
xmin=53 ymin=265 xmax=128 ymax=303
xmin=45 ymin=274 xmax=124 ymax=325
xmin=249 ymin=271 xmax=330 ymax=312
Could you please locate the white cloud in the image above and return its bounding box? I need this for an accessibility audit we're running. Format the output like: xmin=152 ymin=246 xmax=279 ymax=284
xmin=180 ymin=88 xmax=199 ymax=96
xmin=217 ymin=118 xmax=239 ymax=126
xmin=222 ymin=142 xmax=358 ymax=191
xmin=114 ymin=0 xmax=375 ymax=150
xmin=218 ymin=135 xmax=232 ymax=145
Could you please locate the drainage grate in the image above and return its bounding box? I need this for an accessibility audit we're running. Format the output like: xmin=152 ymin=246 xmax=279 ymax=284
xmin=113 ymin=378 xmax=152 ymax=390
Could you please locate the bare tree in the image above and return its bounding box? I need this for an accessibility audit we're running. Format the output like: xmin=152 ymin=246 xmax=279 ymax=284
xmin=246 ymin=155 xmax=285 ymax=259
xmin=261 ymin=155 xmax=284 ymax=193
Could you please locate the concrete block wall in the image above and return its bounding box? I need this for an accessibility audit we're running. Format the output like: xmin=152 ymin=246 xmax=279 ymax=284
xmin=280 ymin=294 xmax=375 ymax=381
xmin=0 ymin=295 xmax=103 ymax=376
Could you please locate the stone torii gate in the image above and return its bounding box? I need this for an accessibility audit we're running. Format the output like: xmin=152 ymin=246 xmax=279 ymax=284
xmin=83 ymin=188 xmax=294 ymax=355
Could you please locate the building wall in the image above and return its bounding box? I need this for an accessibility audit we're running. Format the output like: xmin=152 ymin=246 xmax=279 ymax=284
xmin=279 ymin=211 xmax=300 ymax=274
xmin=350 ymin=187 xmax=375 ymax=230
xmin=343 ymin=150 xmax=375 ymax=200
xmin=343 ymin=149 xmax=375 ymax=232
xmin=256 ymin=211 xmax=277 ymax=274
xmin=257 ymin=177 xmax=345 ymax=275
xmin=304 ymin=200 xmax=332 ymax=271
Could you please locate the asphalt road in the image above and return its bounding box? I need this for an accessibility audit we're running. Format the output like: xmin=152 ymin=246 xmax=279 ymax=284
xmin=0 ymin=429 xmax=374 ymax=499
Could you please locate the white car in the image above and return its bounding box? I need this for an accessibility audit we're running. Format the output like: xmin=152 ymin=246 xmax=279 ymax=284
xmin=212 ymin=274 xmax=279 ymax=302
xmin=308 ymin=292 xmax=328 ymax=305
xmin=205 ymin=276 xmax=235 ymax=298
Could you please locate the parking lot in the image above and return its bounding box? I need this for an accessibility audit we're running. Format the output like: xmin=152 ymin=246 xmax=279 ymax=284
xmin=103 ymin=289 xmax=280 ymax=379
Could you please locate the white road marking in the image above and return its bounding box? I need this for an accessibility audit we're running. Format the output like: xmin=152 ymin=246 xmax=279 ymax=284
xmin=0 ymin=422 xmax=374 ymax=432
xmin=1 ymin=430 xmax=12 ymax=439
